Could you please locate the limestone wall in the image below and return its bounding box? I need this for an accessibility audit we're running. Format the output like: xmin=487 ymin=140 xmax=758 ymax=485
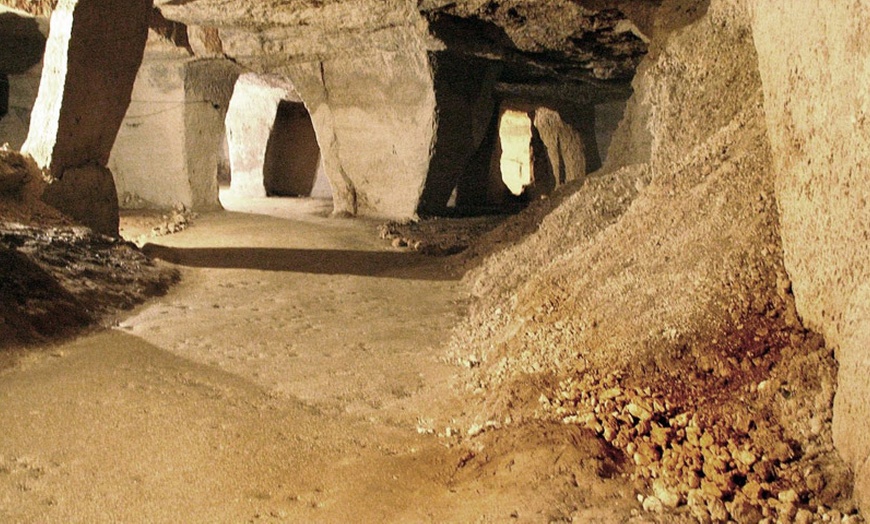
xmin=110 ymin=53 xmax=189 ymax=208
xmin=0 ymin=62 xmax=41 ymax=149
xmin=275 ymin=48 xmax=436 ymax=219
xmin=224 ymin=73 xmax=302 ymax=199
xmin=0 ymin=9 xmax=46 ymax=149
xmin=110 ymin=48 xmax=238 ymax=211
xmin=751 ymin=2 xmax=870 ymax=511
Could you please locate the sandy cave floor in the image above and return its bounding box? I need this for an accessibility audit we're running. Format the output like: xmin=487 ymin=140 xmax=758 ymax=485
xmin=0 ymin=196 xmax=646 ymax=523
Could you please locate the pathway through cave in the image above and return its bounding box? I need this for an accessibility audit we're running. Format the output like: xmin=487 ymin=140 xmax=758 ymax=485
xmin=0 ymin=200 xmax=640 ymax=522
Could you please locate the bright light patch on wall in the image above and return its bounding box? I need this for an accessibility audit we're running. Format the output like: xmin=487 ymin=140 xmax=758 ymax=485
xmin=499 ymin=109 xmax=533 ymax=196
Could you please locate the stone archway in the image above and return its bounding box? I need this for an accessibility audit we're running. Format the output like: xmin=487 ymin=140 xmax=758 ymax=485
xmin=224 ymin=73 xmax=331 ymax=201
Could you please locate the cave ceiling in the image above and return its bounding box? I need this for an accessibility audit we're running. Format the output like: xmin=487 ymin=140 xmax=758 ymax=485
xmin=154 ymin=0 xmax=661 ymax=104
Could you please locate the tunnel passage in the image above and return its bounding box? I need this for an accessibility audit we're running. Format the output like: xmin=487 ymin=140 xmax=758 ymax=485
xmin=262 ymin=100 xmax=331 ymax=199
xmin=224 ymin=73 xmax=332 ymax=204
xmin=498 ymin=108 xmax=534 ymax=196
xmin=448 ymin=101 xmax=590 ymax=213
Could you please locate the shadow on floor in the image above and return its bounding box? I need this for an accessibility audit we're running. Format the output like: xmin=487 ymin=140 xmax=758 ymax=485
xmin=141 ymin=244 xmax=460 ymax=281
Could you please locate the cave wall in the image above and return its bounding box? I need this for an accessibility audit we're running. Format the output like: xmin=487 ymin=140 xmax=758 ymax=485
xmin=110 ymin=41 xmax=238 ymax=210
xmin=277 ymin=50 xmax=436 ymax=219
xmin=224 ymin=73 xmax=304 ymax=199
xmin=459 ymin=0 xmax=782 ymax=385
xmin=0 ymin=61 xmax=41 ymax=150
xmin=533 ymin=107 xmax=586 ymax=190
xmin=262 ymin=100 xmax=326 ymax=198
xmin=200 ymin=10 xmax=438 ymax=219
xmin=417 ymin=51 xmax=500 ymax=215
xmin=0 ymin=9 xmax=46 ymax=149
xmin=750 ymin=2 xmax=870 ymax=511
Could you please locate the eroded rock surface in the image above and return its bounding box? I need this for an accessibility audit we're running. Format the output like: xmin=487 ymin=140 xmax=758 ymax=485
xmin=751 ymin=1 xmax=870 ymax=511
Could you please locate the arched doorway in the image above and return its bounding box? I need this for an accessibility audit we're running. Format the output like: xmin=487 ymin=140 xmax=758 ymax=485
xmin=222 ymin=73 xmax=332 ymax=208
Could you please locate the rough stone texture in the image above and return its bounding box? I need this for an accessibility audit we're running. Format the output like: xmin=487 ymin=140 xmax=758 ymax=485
xmin=0 ymin=151 xmax=177 ymax=350
xmin=187 ymin=25 xmax=223 ymax=57
xmin=277 ymin=51 xmax=436 ymax=219
xmin=19 ymin=0 xmax=152 ymax=236
xmin=0 ymin=1 xmax=56 ymax=17
xmin=156 ymin=0 xmax=440 ymax=218
xmin=183 ymin=58 xmax=239 ymax=208
xmin=154 ymin=0 xmax=645 ymax=219
xmin=423 ymin=0 xmax=652 ymax=84
xmin=0 ymin=146 xmax=29 ymax=193
xmin=0 ymin=8 xmax=46 ymax=74
xmin=751 ymin=2 xmax=870 ymax=512
xmin=40 ymin=164 xmax=119 ymax=235
xmin=457 ymin=0 xmax=775 ymax=368
xmin=22 ymin=0 xmax=152 ymax=175
xmin=594 ymin=100 xmax=627 ymax=165
xmin=110 ymin=40 xmax=239 ymax=210
xmin=0 ymin=10 xmax=46 ymax=149
xmin=603 ymin=0 xmax=710 ymax=171
xmin=0 ymin=64 xmax=41 ymax=150
xmin=262 ymin=100 xmax=328 ymax=198
xmin=418 ymin=51 xmax=500 ymax=215
xmin=533 ymin=107 xmax=586 ymax=189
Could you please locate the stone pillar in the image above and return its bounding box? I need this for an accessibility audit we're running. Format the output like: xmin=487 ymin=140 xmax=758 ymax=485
xmin=22 ymin=0 xmax=152 ymax=235
xmin=534 ymin=107 xmax=587 ymax=188
xmin=109 ymin=51 xmax=239 ymax=211
xmin=417 ymin=52 xmax=499 ymax=215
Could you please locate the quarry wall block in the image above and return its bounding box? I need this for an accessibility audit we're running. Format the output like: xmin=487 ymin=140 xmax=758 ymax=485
xmin=752 ymin=2 xmax=870 ymax=511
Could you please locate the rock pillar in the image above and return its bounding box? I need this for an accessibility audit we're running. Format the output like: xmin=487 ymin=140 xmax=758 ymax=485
xmin=22 ymin=0 xmax=152 ymax=235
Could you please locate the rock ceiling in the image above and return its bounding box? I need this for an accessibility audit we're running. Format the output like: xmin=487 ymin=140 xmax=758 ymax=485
xmin=154 ymin=0 xmax=662 ymax=103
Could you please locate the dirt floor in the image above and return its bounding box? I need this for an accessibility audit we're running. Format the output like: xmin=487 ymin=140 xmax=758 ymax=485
xmin=0 ymin=194 xmax=653 ymax=523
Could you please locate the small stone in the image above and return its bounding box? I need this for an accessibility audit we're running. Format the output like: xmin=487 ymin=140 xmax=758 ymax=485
xmin=687 ymin=490 xmax=710 ymax=522
xmin=652 ymin=479 xmax=680 ymax=508
xmin=651 ymin=425 xmax=671 ymax=446
xmin=778 ymin=501 xmax=798 ymax=520
xmin=671 ymin=413 xmax=690 ymax=427
xmin=701 ymin=479 xmax=724 ymax=499
xmin=707 ymin=498 xmax=728 ymax=521
xmin=600 ymin=387 xmax=622 ymax=400
xmin=627 ymin=401 xmax=653 ymax=421
xmin=770 ymin=441 xmax=795 ymax=462
xmin=699 ymin=431 xmax=715 ymax=449
xmin=735 ymin=449 xmax=757 ymax=467
xmin=778 ymin=489 xmax=799 ymax=504
xmin=795 ymin=508 xmax=814 ymax=524
xmin=642 ymin=495 xmax=664 ymax=513
xmin=743 ymin=480 xmax=764 ymax=502
xmin=727 ymin=496 xmax=763 ymax=524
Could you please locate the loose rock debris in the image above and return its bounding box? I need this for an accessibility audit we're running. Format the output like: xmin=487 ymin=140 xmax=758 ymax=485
xmin=0 ymin=222 xmax=177 ymax=353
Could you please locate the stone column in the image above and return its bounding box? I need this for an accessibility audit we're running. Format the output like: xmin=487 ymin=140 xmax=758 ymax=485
xmin=22 ymin=0 xmax=152 ymax=235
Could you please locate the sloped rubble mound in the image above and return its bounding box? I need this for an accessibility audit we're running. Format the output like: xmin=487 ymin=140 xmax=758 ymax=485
xmin=446 ymin=2 xmax=865 ymax=521
xmin=0 ymin=150 xmax=177 ymax=361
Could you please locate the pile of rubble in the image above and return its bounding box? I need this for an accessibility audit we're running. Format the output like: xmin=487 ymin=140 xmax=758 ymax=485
xmin=538 ymin=322 xmax=863 ymax=523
